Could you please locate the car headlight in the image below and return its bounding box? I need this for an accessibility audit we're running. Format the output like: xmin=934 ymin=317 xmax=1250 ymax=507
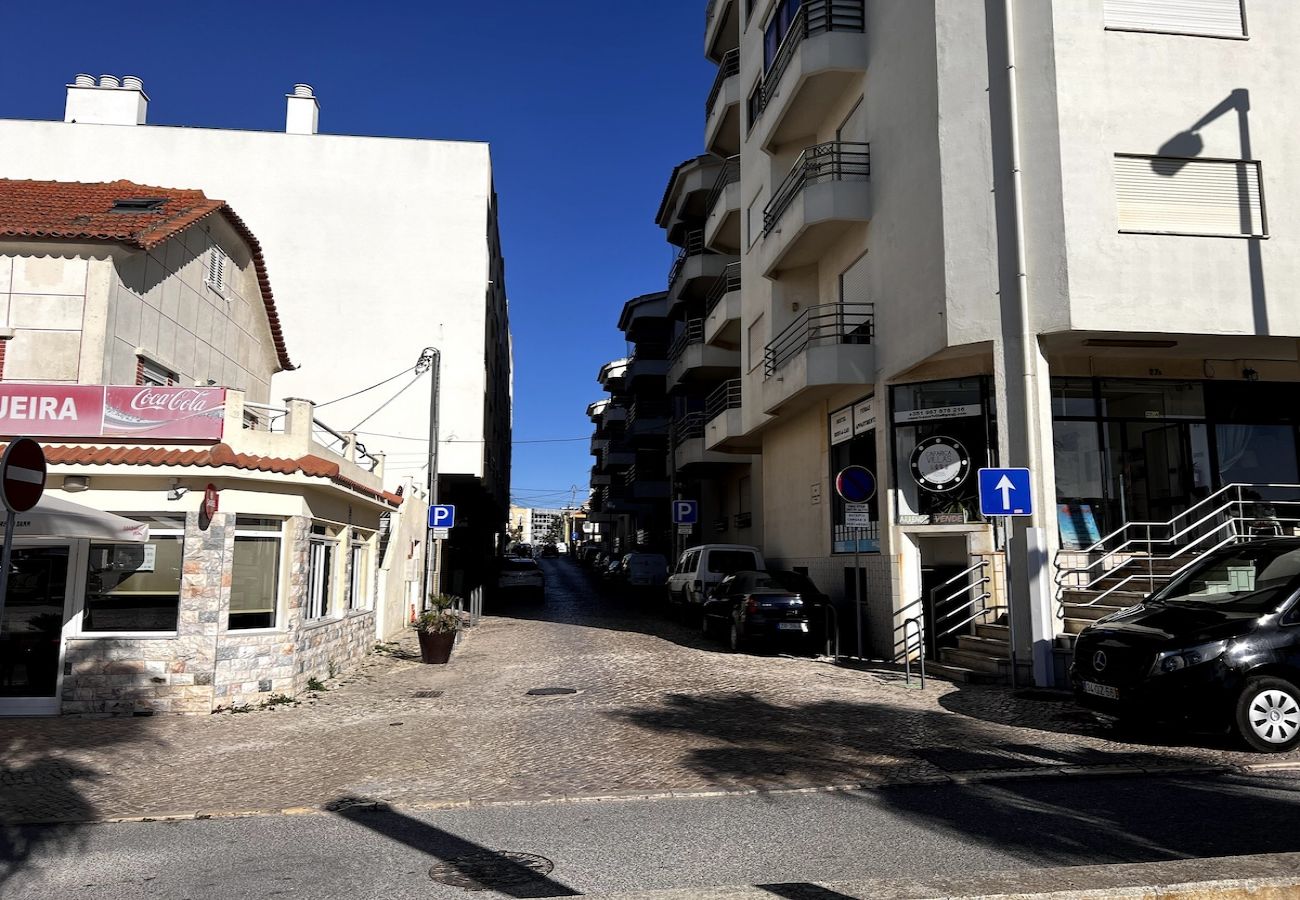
xmin=1150 ymin=640 xmax=1229 ymax=676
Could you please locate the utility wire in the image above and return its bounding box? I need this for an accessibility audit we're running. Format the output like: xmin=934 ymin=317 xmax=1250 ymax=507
xmin=314 ymin=365 xmax=417 ymax=410
xmin=350 ymin=373 xmax=424 ymax=431
xmin=354 ymin=430 xmax=589 ymax=445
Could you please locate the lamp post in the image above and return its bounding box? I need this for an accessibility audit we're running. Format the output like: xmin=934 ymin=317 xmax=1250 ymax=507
xmin=417 ymin=347 xmax=441 ymax=609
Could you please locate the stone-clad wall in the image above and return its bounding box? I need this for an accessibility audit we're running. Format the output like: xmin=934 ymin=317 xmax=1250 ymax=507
xmin=61 ymin=512 xmax=381 ymax=715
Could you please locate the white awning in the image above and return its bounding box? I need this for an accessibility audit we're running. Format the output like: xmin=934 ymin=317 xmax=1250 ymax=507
xmin=0 ymin=494 xmax=149 ymax=542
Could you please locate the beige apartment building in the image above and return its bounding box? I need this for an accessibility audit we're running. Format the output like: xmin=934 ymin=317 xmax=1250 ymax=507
xmin=689 ymin=0 xmax=1299 ymax=684
xmin=0 ymin=180 xmax=421 ymax=715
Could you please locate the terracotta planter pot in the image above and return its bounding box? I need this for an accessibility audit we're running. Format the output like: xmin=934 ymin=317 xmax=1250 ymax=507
xmin=417 ymin=630 xmax=456 ymax=664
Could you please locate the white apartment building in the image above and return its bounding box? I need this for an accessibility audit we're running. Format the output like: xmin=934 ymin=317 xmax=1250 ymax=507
xmin=0 ymin=77 xmax=512 ymax=597
xmin=697 ymin=0 xmax=1298 ymax=683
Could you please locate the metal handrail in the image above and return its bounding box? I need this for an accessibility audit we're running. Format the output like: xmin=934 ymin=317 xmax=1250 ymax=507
xmin=672 ymin=411 xmax=707 ymax=446
xmin=763 ymin=301 xmax=873 ymax=377
xmin=706 ymin=49 xmax=740 ymax=116
xmin=705 ymin=156 xmax=741 ymax=216
xmin=668 ymin=320 xmax=706 ymax=363
xmin=705 ymin=261 xmax=742 ymax=318
xmin=926 ymin=560 xmax=996 ymax=660
xmin=763 ymin=142 xmax=870 ymax=234
xmin=903 ymin=617 xmax=925 ymax=689
xmin=706 ymin=378 xmax=743 ymax=420
xmin=668 ymin=229 xmax=712 ymax=287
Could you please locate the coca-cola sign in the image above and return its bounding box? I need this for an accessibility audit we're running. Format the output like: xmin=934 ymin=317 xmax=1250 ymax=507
xmin=0 ymin=384 xmax=226 ymax=441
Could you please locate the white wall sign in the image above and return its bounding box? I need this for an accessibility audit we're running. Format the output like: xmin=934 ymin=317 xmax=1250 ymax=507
xmin=894 ymin=403 xmax=982 ymax=424
xmin=853 ymin=398 xmax=875 ymax=435
xmin=830 ymin=407 xmax=853 ymax=445
xmin=844 ymin=503 xmax=871 ymax=528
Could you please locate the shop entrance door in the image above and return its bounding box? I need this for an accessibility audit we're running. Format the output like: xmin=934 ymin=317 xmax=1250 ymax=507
xmin=1112 ymin=422 xmax=1210 ymax=525
xmin=0 ymin=545 xmax=72 ymax=716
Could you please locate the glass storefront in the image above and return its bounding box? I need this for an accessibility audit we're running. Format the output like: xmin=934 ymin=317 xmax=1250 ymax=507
xmin=1052 ymin=378 xmax=1300 ymax=547
xmin=891 ymin=378 xmax=996 ymax=524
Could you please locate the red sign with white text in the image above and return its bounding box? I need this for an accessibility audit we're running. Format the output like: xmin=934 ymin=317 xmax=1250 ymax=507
xmin=0 ymin=384 xmax=226 ymax=441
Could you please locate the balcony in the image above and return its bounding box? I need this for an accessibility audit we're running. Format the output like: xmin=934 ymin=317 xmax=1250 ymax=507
xmin=668 ymin=229 xmax=733 ymax=315
xmin=671 ymin=411 xmax=734 ymax=470
xmin=657 ymin=156 xmax=725 ymax=248
xmin=667 ymin=319 xmax=742 ymax=390
xmin=753 ymin=0 xmax=867 ymax=153
xmin=590 ymin=466 xmax=612 ymax=487
xmin=703 ymin=261 xmax=742 ymax=347
xmin=759 ymin=142 xmax=870 ymax=277
xmin=761 ymin=302 xmax=875 ymax=414
xmin=624 ymin=464 xmax=671 ymax=501
xmin=705 ymin=49 xmax=741 ymax=157
xmin=626 ymin=352 xmax=671 ymax=389
xmin=704 ymin=378 xmax=759 ymax=453
xmin=704 ymin=156 xmax=741 ymax=254
xmin=598 ymin=358 xmax=629 ymax=392
xmin=618 ymin=291 xmax=670 ymax=345
xmin=603 ymin=440 xmax=636 ymax=469
xmin=600 ymin=403 xmax=627 ymax=428
xmin=627 ymin=398 xmax=671 ymax=438
xmin=590 ymin=435 xmax=609 ymax=457
xmin=705 ymin=0 xmax=739 ymax=63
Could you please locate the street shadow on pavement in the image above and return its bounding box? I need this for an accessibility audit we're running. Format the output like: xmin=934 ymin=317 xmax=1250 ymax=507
xmin=612 ymin=691 xmax=1300 ymax=867
xmin=0 ymin=707 xmax=163 ymax=890
xmin=328 ymin=795 xmax=579 ymax=898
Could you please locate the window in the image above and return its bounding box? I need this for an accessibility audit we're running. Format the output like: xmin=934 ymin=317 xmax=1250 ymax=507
xmin=109 ymin=197 xmax=167 ymax=213
xmin=306 ymin=524 xmax=337 ymax=619
xmin=229 ymin=517 xmax=282 ymax=630
xmin=746 ymin=79 xmax=763 ymax=133
xmin=746 ymin=313 xmax=766 ymax=372
xmin=347 ymin=531 xmax=372 ymax=611
xmin=84 ymin=516 xmax=185 ymax=632
xmin=763 ymin=0 xmax=803 ymax=71
xmin=1104 ymin=0 xmax=1246 ymax=38
xmin=139 ymin=358 xmax=177 ymax=387
xmin=1115 ymin=155 xmax=1265 ymax=237
xmin=206 ymin=247 xmax=228 ymax=293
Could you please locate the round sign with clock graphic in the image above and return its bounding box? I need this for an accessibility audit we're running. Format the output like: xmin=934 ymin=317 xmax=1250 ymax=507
xmin=909 ymin=436 xmax=971 ymax=492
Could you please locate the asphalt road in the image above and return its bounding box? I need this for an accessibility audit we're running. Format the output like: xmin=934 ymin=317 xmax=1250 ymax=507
xmin=5 ymin=769 xmax=1300 ymax=899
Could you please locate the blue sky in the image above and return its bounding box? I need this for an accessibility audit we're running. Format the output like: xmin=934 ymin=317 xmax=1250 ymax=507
xmin=0 ymin=1 xmax=712 ymax=512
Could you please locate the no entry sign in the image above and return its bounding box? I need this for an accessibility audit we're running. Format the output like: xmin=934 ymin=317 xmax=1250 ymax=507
xmin=0 ymin=438 xmax=47 ymax=513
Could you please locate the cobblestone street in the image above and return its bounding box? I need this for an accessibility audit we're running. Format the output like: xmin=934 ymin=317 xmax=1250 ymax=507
xmin=0 ymin=558 xmax=1293 ymax=825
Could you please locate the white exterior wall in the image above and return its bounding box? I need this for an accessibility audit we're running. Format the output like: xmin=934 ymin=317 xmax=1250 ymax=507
xmin=0 ymin=118 xmax=502 ymax=484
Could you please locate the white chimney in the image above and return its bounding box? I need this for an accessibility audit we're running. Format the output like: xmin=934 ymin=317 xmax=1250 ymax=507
xmin=64 ymin=73 xmax=148 ymax=125
xmin=285 ymin=83 xmax=319 ymax=135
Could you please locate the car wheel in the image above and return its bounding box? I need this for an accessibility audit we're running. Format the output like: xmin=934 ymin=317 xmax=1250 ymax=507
xmin=729 ymin=620 xmax=746 ymax=653
xmin=1235 ymin=676 xmax=1300 ymax=753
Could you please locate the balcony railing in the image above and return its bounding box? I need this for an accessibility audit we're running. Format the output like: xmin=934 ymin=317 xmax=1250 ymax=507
xmin=668 ymin=229 xmax=713 ymax=287
xmin=705 ymin=155 xmax=740 ymax=215
xmin=672 ymin=411 xmax=708 ymax=447
xmin=733 ymin=511 xmax=753 ymax=529
xmin=706 ymin=378 xmax=743 ymax=420
xmin=668 ymin=320 xmax=706 ymax=363
xmin=706 ymin=49 xmax=741 ymax=117
xmin=759 ymin=0 xmax=865 ymax=116
xmin=764 ymin=302 xmax=874 ymax=377
xmin=705 ymin=261 xmax=742 ymax=319
xmin=763 ymin=141 xmax=870 ymax=234
xmin=627 ymin=399 xmax=670 ymax=427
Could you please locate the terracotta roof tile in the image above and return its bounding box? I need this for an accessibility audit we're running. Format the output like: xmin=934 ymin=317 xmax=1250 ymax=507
xmin=0 ymin=179 xmax=293 ymax=372
xmin=5 ymin=442 xmax=401 ymax=508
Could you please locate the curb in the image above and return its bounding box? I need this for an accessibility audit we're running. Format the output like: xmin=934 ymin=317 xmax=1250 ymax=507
xmin=57 ymin=758 xmax=1297 ymax=827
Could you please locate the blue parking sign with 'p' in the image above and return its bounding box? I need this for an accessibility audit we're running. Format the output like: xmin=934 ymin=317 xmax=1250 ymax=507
xmin=672 ymin=500 xmax=698 ymax=525
xmin=428 ymin=505 xmax=456 ymax=529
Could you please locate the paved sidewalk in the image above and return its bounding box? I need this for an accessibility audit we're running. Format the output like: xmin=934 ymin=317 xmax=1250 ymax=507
xmin=0 ymin=559 xmax=1294 ymax=825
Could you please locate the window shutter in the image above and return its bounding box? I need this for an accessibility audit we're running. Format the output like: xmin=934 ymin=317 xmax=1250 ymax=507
xmin=1104 ymin=0 xmax=1245 ymax=37
xmin=839 ymin=252 xmax=870 ymax=302
xmin=1114 ymin=155 xmax=1264 ymax=236
xmin=207 ymin=248 xmax=226 ymax=291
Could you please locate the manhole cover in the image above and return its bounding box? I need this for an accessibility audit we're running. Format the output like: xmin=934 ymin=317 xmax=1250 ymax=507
xmin=526 ymin=687 xmax=577 ymax=696
xmin=428 ymin=851 xmax=555 ymax=889
xmin=411 ymin=690 xmax=443 ymax=698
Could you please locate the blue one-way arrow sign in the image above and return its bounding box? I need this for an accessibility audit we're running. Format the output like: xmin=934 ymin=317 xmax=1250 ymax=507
xmin=978 ymin=468 xmax=1033 ymax=517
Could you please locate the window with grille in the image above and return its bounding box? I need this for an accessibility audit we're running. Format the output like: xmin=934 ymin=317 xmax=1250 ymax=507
xmin=1114 ymin=154 xmax=1265 ymax=237
xmin=139 ymin=358 xmax=177 ymax=387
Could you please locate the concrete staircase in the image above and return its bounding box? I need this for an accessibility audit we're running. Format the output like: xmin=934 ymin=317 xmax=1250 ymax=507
xmin=1054 ymin=555 xmax=1190 ymax=665
xmin=925 ymin=618 xmax=1012 ymax=684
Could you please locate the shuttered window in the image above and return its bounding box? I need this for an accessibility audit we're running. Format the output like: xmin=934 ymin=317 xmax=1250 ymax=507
xmin=1104 ymin=0 xmax=1246 ymax=38
xmin=1114 ymin=155 xmax=1265 ymax=237
xmin=839 ymin=252 xmax=869 ymax=302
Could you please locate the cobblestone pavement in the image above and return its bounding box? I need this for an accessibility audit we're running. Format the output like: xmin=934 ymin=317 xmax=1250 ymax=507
xmin=0 ymin=558 xmax=1294 ymax=825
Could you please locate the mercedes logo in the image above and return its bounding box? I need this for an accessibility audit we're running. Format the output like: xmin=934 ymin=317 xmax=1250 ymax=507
xmin=1093 ymin=650 xmax=1108 ymax=672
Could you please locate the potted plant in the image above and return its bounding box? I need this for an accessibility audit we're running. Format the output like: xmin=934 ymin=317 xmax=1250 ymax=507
xmin=413 ymin=594 xmax=464 ymax=664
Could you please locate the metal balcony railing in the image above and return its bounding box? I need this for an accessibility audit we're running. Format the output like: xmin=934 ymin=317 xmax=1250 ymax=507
xmin=705 ymin=155 xmax=740 ymax=216
xmin=627 ymin=399 xmax=670 ymax=428
xmin=763 ymin=141 xmax=870 ymax=234
xmin=668 ymin=229 xmax=713 ymax=288
xmin=733 ymin=511 xmax=753 ymax=529
xmin=672 ymin=411 xmax=708 ymax=447
xmin=759 ymin=0 xmax=865 ymax=114
xmin=706 ymin=49 xmax=741 ymax=117
xmin=705 ymin=261 xmax=742 ymax=319
xmin=763 ymin=302 xmax=874 ymax=377
xmin=668 ymin=320 xmax=706 ymax=363
xmin=706 ymin=378 xmax=743 ymax=420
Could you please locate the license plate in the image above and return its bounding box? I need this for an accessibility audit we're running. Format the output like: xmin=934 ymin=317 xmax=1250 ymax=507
xmin=778 ymin=622 xmax=807 ymax=632
xmin=1083 ymin=681 xmax=1120 ymax=700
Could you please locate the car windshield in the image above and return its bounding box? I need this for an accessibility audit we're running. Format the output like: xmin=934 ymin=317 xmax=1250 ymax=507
xmin=1153 ymin=545 xmax=1300 ymax=613
xmin=708 ymin=551 xmax=759 ymax=574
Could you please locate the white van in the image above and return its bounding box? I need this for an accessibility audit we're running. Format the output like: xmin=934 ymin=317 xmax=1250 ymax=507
xmin=668 ymin=544 xmax=766 ymax=610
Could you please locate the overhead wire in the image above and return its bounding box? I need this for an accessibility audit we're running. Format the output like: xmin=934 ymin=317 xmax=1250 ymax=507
xmin=314 ymin=364 xmax=419 ymax=410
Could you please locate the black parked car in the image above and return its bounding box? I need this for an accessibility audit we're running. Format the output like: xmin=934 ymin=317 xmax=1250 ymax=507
xmin=702 ymin=570 xmax=828 ymax=653
xmin=1071 ymin=538 xmax=1300 ymax=752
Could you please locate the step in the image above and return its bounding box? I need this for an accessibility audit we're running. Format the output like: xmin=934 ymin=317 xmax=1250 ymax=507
xmin=1061 ymin=588 xmax=1145 ymax=606
xmin=1062 ymin=617 xmax=1095 ymax=635
xmin=974 ymin=622 xmax=1009 ymax=641
xmin=939 ymin=647 xmax=1005 ymax=675
xmin=1062 ymin=602 xmax=1128 ymax=621
xmin=1055 ymin=633 xmax=1077 ymax=651
xmin=956 ymin=634 xmax=1010 ymax=655
xmin=922 ymin=661 xmax=1005 ymax=685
